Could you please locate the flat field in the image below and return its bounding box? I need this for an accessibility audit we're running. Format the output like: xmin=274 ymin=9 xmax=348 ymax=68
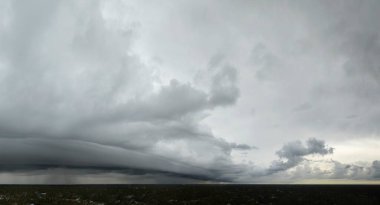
xmin=0 ymin=185 xmax=379 ymax=205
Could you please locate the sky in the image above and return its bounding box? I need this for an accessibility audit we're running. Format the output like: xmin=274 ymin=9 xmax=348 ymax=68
xmin=0 ymin=0 xmax=380 ymax=184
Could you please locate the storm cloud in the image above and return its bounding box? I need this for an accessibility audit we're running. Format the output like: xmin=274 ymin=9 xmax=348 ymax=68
xmin=0 ymin=0 xmax=254 ymax=183
xmin=0 ymin=0 xmax=380 ymax=183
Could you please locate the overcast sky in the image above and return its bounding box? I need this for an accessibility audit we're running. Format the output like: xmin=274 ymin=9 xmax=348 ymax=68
xmin=0 ymin=0 xmax=380 ymax=184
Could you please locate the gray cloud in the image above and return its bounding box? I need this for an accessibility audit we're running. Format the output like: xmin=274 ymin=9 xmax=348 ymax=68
xmin=328 ymin=160 xmax=373 ymax=180
xmin=293 ymin=102 xmax=312 ymax=112
xmin=255 ymin=0 xmax=380 ymax=135
xmin=372 ymin=161 xmax=380 ymax=179
xmin=279 ymin=159 xmax=380 ymax=182
xmin=209 ymin=65 xmax=239 ymax=106
xmin=1 ymin=0 xmax=380 ymax=184
xmin=268 ymin=138 xmax=333 ymax=175
xmin=0 ymin=0 xmax=255 ymax=183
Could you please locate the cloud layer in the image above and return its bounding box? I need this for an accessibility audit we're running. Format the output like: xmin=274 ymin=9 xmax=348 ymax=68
xmin=0 ymin=0 xmax=254 ymax=183
xmin=0 ymin=0 xmax=379 ymax=183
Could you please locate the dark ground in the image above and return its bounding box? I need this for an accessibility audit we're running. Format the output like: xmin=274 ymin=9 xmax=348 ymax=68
xmin=0 ymin=185 xmax=379 ymax=205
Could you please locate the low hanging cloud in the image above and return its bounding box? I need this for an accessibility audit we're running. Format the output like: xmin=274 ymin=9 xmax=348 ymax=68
xmin=276 ymin=159 xmax=380 ymax=183
xmin=251 ymin=139 xmax=380 ymax=183
xmin=0 ymin=0 xmax=254 ymax=183
xmin=267 ymin=138 xmax=334 ymax=175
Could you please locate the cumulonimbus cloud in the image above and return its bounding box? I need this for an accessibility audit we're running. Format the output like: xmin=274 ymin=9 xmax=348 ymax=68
xmin=0 ymin=0 xmax=254 ymax=183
